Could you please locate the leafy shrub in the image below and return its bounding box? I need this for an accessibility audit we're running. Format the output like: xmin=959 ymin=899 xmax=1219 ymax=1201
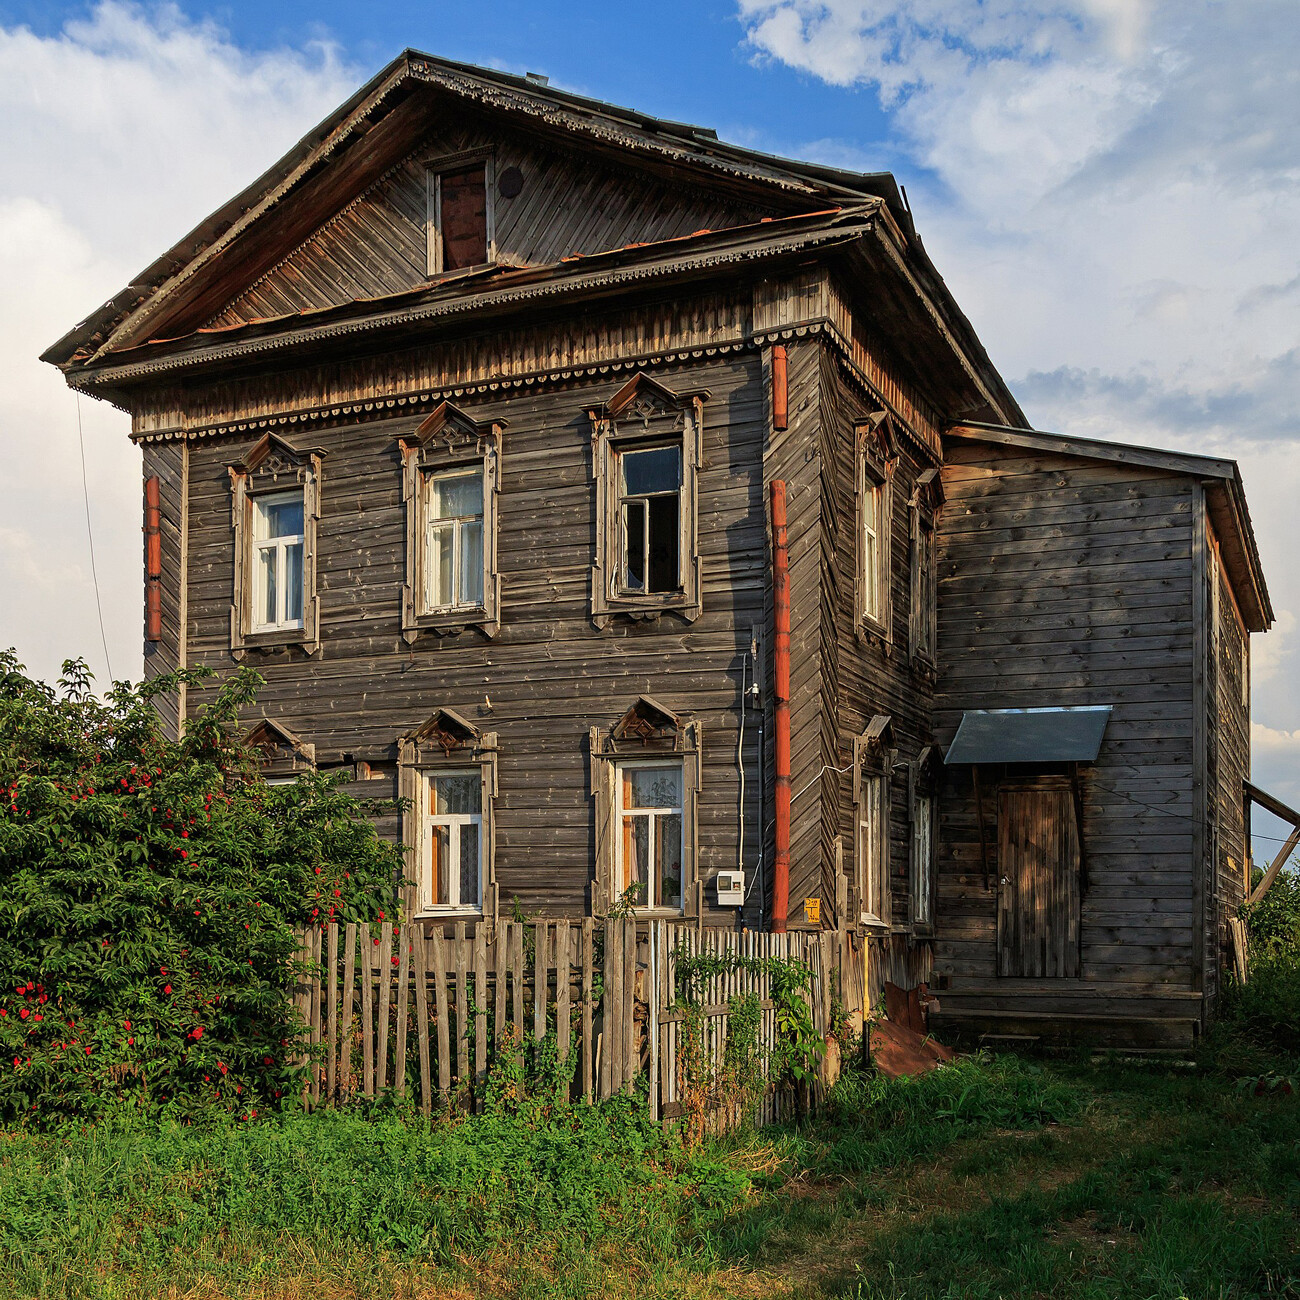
xmin=1218 ymin=948 xmax=1300 ymax=1059
xmin=1244 ymin=865 xmax=1300 ymax=953
xmin=0 ymin=652 xmax=402 ymax=1126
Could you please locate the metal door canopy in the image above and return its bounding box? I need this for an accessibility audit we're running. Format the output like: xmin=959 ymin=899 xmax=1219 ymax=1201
xmin=945 ymin=706 xmax=1112 ymax=765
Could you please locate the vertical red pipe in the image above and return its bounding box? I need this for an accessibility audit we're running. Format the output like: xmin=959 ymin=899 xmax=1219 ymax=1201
xmin=145 ymin=476 xmax=162 ymax=643
xmin=770 ymin=479 xmax=791 ymax=933
xmin=772 ymin=344 xmax=788 ymax=431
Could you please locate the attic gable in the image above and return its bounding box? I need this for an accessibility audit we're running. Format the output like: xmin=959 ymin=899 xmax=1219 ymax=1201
xmin=47 ymin=50 xmax=876 ymax=365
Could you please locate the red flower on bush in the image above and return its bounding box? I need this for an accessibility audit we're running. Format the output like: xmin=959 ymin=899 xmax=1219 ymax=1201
xmin=218 ymin=1061 xmax=227 ymax=1075
xmin=19 ymin=1009 xmax=27 ymax=1021
xmin=163 ymin=984 xmax=172 ymax=995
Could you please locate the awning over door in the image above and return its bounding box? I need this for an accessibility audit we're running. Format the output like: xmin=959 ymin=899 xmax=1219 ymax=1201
xmin=945 ymin=706 xmax=1112 ymax=765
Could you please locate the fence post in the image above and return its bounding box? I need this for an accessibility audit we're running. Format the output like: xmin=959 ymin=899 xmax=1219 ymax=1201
xmin=431 ymin=927 xmax=450 ymax=1103
xmin=394 ymin=923 xmax=411 ymax=1097
xmin=326 ymin=921 xmax=339 ymax=1106
xmin=340 ymin=922 xmax=357 ymax=1101
xmin=556 ymin=920 xmax=571 ymax=1065
xmin=413 ymin=926 xmax=432 ymax=1116
xmin=474 ymin=924 xmax=488 ymax=1106
xmin=581 ymin=918 xmax=594 ymax=1102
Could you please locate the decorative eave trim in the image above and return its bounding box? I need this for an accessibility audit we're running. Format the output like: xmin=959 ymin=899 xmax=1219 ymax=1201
xmin=128 ymin=314 xmax=941 ymax=466
xmin=84 ymin=221 xmax=870 ymax=390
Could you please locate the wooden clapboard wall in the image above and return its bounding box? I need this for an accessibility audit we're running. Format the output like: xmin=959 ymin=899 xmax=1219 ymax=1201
xmin=140 ymin=441 xmax=187 ymax=737
xmin=181 ymin=353 xmax=768 ymax=924
xmin=210 ymin=120 xmax=771 ymax=329
xmin=931 ymin=438 xmax=1203 ymax=1049
xmin=291 ymin=918 xmax=853 ymax=1121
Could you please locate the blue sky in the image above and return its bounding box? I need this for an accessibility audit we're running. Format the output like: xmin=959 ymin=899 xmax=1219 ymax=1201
xmin=1 ymin=0 xmax=1298 ymax=830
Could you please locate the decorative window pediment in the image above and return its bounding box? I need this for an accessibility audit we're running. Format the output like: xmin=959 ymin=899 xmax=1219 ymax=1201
xmin=244 ymin=717 xmax=315 ymax=780
xmin=590 ymin=697 xmax=701 ymax=917
xmin=399 ymin=401 xmax=504 ymax=641
xmin=588 ymin=373 xmax=706 ymax=628
xmin=398 ymin=710 xmax=498 ymax=922
xmin=229 ymin=435 xmax=323 ymax=658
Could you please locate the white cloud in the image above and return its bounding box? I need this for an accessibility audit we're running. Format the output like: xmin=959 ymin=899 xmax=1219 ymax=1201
xmin=0 ymin=2 xmax=357 ymax=687
xmin=739 ymin=0 xmax=1300 ymax=800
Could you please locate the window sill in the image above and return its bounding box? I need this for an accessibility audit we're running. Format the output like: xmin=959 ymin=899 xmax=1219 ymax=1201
xmin=411 ymin=606 xmax=490 ymax=636
xmin=859 ymin=914 xmax=890 ymax=935
xmin=415 ymin=909 xmax=484 ymax=921
xmin=240 ymin=628 xmax=308 ymax=652
xmin=602 ymin=593 xmax=693 ymax=622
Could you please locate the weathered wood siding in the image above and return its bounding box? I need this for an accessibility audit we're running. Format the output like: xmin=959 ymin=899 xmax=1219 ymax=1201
xmin=210 ymin=122 xmax=771 ymax=329
xmin=931 ymin=439 xmax=1202 ymax=1044
xmin=141 ymin=441 xmax=186 ymax=738
xmin=822 ymin=342 xmax=937 ymax=982
xmin=1205 ymin=519 xmax=1251 ymax=1004
xmin=182 ymin=353 xmax=768 ymax=921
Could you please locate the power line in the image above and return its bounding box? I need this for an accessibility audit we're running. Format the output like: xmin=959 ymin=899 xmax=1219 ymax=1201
xmin=75 ymin=393 xmax=113 ymax=683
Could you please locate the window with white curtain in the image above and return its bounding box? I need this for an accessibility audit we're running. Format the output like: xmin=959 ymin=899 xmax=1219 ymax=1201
xmin=421 ymin=770 xmax=483 ymax=914
xmin=251 ymin=491 xmax=305 ymax=633
xmin=615 ymin=760 xmax=684 ymax=911
xmin=423 ymin=469 xmax=484 ymax=612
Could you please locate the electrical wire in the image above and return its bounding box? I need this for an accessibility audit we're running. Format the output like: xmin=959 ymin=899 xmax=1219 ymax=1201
xmin=75 ymin=393 xmax=113 ymax=683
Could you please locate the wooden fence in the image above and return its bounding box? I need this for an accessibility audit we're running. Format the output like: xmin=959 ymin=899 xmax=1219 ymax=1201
xmin=292 ymin=918 xmax=861 ymax=1121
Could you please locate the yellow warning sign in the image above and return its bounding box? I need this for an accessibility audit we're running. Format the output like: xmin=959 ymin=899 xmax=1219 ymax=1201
xmin=803 ymin=896 xmax=821 ymax=925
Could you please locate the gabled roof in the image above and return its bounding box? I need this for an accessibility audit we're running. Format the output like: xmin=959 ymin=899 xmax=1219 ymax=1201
xmin=947 ymin=422 xmax=1273 ymax=632
xmin=42 ymin=50 xmax=908 ymax=372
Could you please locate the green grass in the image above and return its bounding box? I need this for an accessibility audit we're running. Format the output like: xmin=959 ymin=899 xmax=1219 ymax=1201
xmin=0 ymin=1050 xmax=1295 ymax=1299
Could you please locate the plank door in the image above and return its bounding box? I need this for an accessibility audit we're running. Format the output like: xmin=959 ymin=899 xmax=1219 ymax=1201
xmin=997 ymin=780 xmax=1081 ymax=978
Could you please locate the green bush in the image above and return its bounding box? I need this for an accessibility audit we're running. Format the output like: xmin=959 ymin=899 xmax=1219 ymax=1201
xmin=1244 ymin=865 xmax=1300 ymax=953
xmin=0 ymin=652 xmax=403 ymax=1126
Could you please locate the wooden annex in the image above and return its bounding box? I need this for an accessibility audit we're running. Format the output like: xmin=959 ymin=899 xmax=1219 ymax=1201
xmin=45 ymin=50 xmax=1278 ymax=1051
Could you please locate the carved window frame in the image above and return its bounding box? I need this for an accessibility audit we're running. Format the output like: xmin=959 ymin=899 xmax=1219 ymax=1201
xmin=854 ymin=413 xmax=898 ymax=644
xmin=425 ymin=148 xmax=496 ymax=277
xmin=399 ymin=402 xmax=503 ymax=642
xmin=590 ymin=696 xmax=701 ymax=918
xmin=229 ymin=434 xmax=323 ymax=657
xmin=588 ymin=374 xmax=705 ymax=628
xmin=909 ymin=466 xmax=943 ymax=671
xmin=852 ymin=715 xmax=894 ymax=932
xmin=398 ymin=708 xmax=498 ymax=923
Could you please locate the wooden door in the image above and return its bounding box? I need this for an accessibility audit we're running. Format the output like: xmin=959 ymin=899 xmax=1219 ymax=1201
xmin=997 ymin=781 xmax=1081 ymax=978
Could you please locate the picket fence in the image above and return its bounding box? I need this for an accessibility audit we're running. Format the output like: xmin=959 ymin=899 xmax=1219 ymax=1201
xmin=291 ymin=918 xmax=861 ymax=1122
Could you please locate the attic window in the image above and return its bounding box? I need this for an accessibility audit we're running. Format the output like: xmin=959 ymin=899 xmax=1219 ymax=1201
xmin=426 ymin=152 xmax=495 ymax=276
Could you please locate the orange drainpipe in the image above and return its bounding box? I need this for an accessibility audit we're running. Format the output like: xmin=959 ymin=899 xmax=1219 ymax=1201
xmin=770 ymin=479 xmax=791 ymax=933
xmin=772 ymin=345 xmax=788 ymax=431
xmin=145 ymin=476 xmax=162 ymax=644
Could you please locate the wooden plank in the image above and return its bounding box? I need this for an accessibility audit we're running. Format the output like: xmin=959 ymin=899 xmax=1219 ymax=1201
xmin=432 ymin=928 xmax=451 ymax=1101
xmin=534 ymin=921 xmax=549 ymax=1044
xmin=455 ymin=922 xmax=470 ymax=1098
xmin=414 ymin=929 xmax=432 ymax=1116
xmin=493 ymin=921 xmax=508 ymax=1051
xmin=581 ymin=917 xmax=594 ymax=1102
xmin=602 ymin=919 xmax=619 ymax=1097
xmin=394 ymin=923 xmax=411 ymax=1097
xmin=376 ymin=922 xmax=392 ymax=1092
xmin=556 ymin=920 xmax=571 ymax=1065
xmin=474 ymin=924 xmax=488 ymax=1102
xmin=511 ymin=922 xmax=525 ymax=1043
xmin=360 ymin=921 xmax=374 ymax=1098
xmin=340 ymin=922 xmax=357 ymax=1101
xmin=326 ymin=921 xmax=339 ymax=1106
xmin=623 ymin=918 xmax=637 ymax=1093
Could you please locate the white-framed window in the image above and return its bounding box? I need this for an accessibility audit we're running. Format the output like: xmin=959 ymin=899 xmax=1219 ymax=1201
xmin=861 ymin=472 xmax=885 ymax=624
xmin=616 ymin=444 xmax=682 ymax=595
xmin=911 ymin=789 xmax=936 ymax=926
xmin=858 ymin=772 xmax=890 ymax=927
xmin=615 ymin=759 xmax=685 ymax=911
xmin=423 ymin=469 xmax=485 ymax=613
xmin=421 ymin=770 xmax=484 ymax=914
xmin=911 ymin=509 xmax=936 ymax=663
xmin=251 ymin=491 xmax=305 ymax=633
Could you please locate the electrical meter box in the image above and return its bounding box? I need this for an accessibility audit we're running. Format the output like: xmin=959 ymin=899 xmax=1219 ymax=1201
xmin=714 ymin=871 xmax=745 ymax=907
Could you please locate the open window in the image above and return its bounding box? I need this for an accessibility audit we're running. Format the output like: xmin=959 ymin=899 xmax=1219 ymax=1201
xmin=426 ymin=150 xmax=495 ymax=275
xmin=399 ymin=708 xmax=498 ymax=921
xmin=853 ymin=714 xmax=894 ymax=930
xmin=855 ymin=413 xmax=897 ymax=641
xmin=588 ymin=374 xmax=705 ymax=626
xmin=590 ymin=696 xmax=701 ymax=916
xmin=909 ymin=467 xmax=942 ymax=668
xmin=229 ymin=434 xmax=323 ymax=656
xmin=909 ymin=746 xmax=939 ymax=930
xmin=399 ymin=401 xmax=503 ymax=640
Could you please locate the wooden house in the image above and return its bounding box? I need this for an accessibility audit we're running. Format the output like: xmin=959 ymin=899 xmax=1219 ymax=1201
xmin=44 ymin=51 xmax=1277 ymax=1049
